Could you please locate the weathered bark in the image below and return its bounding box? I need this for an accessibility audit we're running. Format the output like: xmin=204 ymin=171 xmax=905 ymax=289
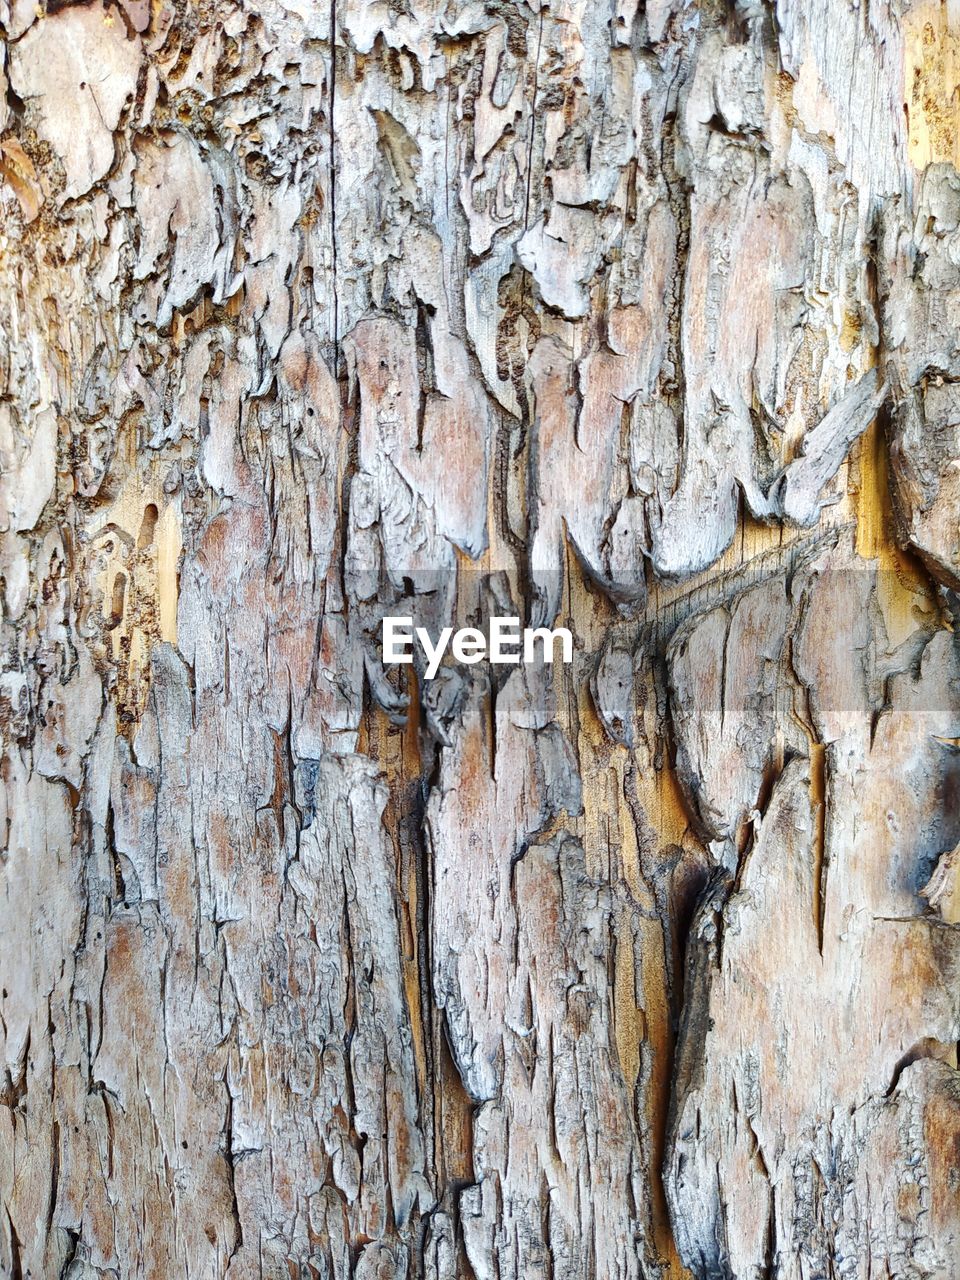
xmin=2 ymin=1 xmax=960 ymax=1278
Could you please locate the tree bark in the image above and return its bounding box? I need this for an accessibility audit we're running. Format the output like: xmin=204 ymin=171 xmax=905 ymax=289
xmin=2 ymin=1 xmax=960 ymax=1277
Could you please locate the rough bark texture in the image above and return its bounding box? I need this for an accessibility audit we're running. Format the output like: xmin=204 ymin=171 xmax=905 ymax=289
xmin=2 ymin=1 xmax=960 ymax=1278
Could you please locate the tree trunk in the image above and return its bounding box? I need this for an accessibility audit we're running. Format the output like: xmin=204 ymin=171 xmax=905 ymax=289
xmin=3 ymin=0 xmax=960 ymax=1277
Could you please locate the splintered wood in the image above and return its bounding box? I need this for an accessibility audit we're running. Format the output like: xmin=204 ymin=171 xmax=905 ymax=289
xmin=2 ymin=1 xmax=960 ymax=1278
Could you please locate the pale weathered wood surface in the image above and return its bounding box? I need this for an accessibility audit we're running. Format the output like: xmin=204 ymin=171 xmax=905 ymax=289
xmin=2 ymin=1 xmax=960 ymax=1277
